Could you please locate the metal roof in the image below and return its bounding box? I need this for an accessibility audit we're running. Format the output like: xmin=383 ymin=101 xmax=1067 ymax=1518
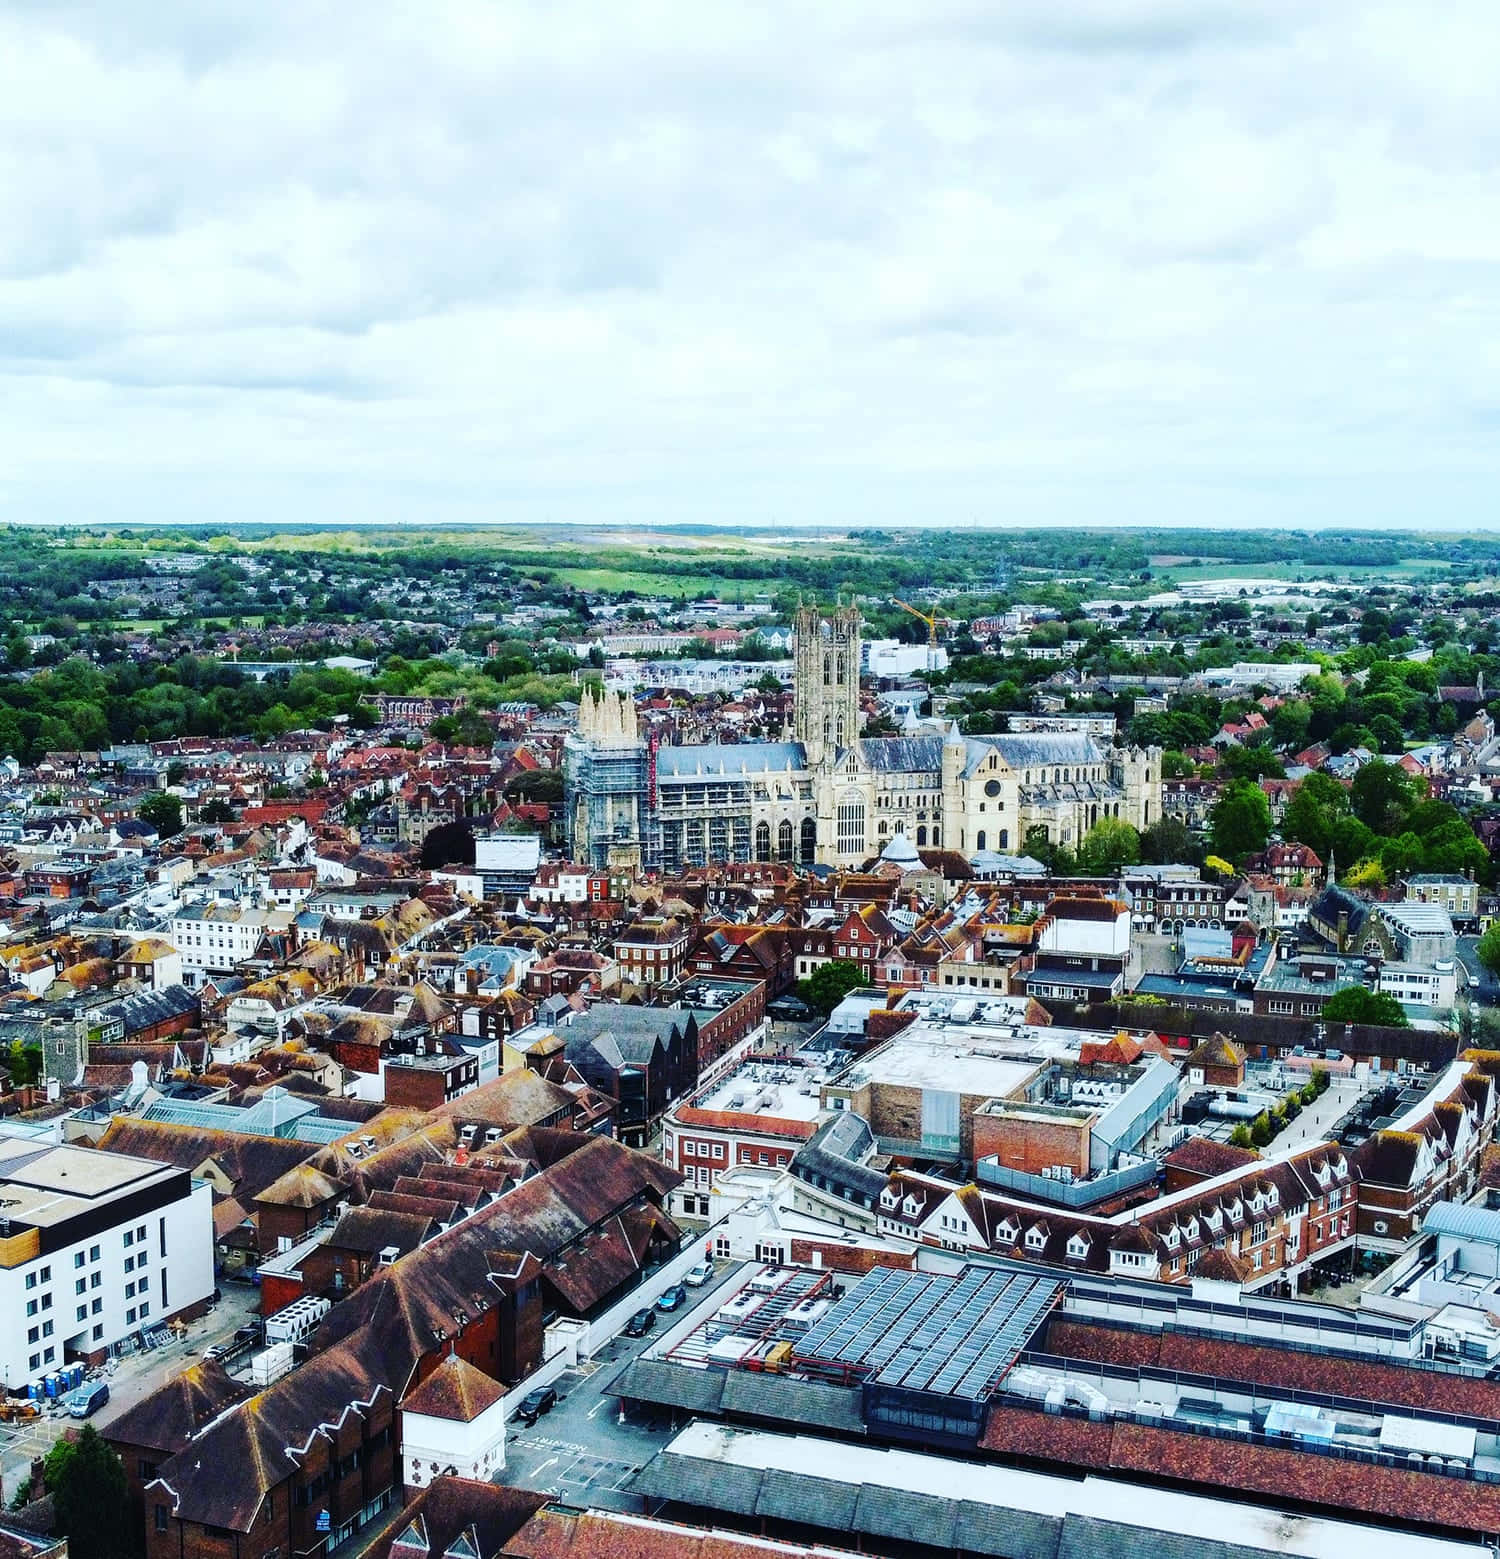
xmin=795 ymin=1264 xmax=1064 ymax=1402
xmin=1422 ymin=1200 xmax=1500 ymax=1247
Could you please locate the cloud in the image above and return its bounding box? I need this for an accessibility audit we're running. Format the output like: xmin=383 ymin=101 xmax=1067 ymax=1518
xmin=0 ymin=0 xmax=1498 ymax=529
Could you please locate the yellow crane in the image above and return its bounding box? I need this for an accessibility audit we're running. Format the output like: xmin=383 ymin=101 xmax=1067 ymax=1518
xmin=892 ymin=597 xmax=939 ymax=649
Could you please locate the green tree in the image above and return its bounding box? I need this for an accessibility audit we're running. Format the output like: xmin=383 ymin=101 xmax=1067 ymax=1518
xmin=199 ymin=798 xmax=236 ymax=824
xmin=1477 ymin=923 xmax=1500 ymax=982
xmin=137 ymin=791 xmax=184 ymax=838
xmin=1208 ymin=779 xmax=1272 ymax=863
xmin=1321 ymin=985 xmax=1410 ymax=1027
xmin=1350 ymin=759 xmax=1415 ymax=835
xmin=1139 ymin=815 xmax=1201 ymax=867
xmin=1076 ymin=817 xmax=1141 ymax=873
xmin=44 ymin=1424 xmax=136 ymax=1559
xmin=796 ymin=960 xmax=867 ymax=1017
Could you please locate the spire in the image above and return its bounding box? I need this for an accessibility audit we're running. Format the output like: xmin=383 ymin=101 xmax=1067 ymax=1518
xmin=944 ymin=719 xmax=964 ymax=748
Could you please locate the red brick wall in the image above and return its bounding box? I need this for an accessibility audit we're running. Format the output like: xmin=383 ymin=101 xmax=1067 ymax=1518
xmin=972 ymin=1111 xmax=1090 ymax=1177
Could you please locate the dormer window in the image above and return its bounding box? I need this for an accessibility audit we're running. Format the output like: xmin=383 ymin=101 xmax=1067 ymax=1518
xmin=1265 ymin=1184 xmax=1279 ymax=1208
xmin=997 ymin=1218 xmax=1020 ymax=1244
xmin=881 ymin=1187 xmax=899 ymax=1209
xmin=902 ymin=1195 xmax=921 ymax=1218
xmin=1226 ymin=1198 xmax=1243 ymax=1223
xmin=1025 ymin=1225 xmax=1047 ymax=1252
xmin=1183 ymin=1216 xmax=1199 ymax=1242
xmin=1204 ymin=1208 xmax=1222 ymax=1233
xmin=1066 ymin=1233 xmax=1090 ymax=1261
xmin=1161 ymin=1225 xmax=1180 ymax=1251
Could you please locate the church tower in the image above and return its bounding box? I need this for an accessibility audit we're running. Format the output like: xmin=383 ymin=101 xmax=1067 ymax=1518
xmin=794 ymin=604 xmax=861 ymax=769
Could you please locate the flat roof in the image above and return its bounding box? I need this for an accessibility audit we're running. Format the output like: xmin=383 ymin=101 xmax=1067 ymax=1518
xmin=0 ymin=1144 xmax=178 ymax=1228
xmin=650 ymin=1422 xmax=1484 ymax=1559
xmin=833 ymin=1030 xmax=1043 ymax=1099
xmin=694 ymin=1061 xmax=825 ymax=1123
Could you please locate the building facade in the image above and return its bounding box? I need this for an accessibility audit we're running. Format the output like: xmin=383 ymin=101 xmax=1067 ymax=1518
xmin=566 ymin=606 xmax=1162 ymax=872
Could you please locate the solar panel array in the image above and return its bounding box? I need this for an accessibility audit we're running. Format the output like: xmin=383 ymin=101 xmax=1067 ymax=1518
xmin=794 ymin=1265 xmax=1063 ymax=1402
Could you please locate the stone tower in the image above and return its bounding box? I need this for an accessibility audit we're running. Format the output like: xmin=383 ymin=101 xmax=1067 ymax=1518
xmin=794 ymin=604 xmax=861 ymax=768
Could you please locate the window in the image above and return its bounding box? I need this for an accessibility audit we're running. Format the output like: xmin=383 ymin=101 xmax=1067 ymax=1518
xmin=28 ymin=1354 xmax=39 ymax=1371
xmin=90 ymin=1273 xmax=101 ymax=1289
xmin=41 ymin=1321 xmax=52 ymax=1338
xmin=27 ymin=1327 xmax=37 ymax=1345
xmin=92 ymin=1298 xmax=102 ymax=1315
xmin=25 ymin=1273 xmax=36 ymax=1291
xmin=74 ymin=1252 xmax=85 ymax=1270
xmin=1251 ymin=1220 xmax=1268 ymax=1244
xmin=89 ymin=1245 xmax=100 ymax=1262
xmin=76 ymin=1306 xmax=87 ymax=1322
xmin=126 ymin=1308 xmax=137 ymax=1325
xmin=75 ymin=1279 xmax=85 ymax=1296
xmin=92 ymin=1325 xmax=103 ymax=1341
xmin=155 ymin=1507 xmax=169 ymax=1534
xmin=26 ymin=1300 xmax=36 ymax=1317
xmin=140 ymin=1302 xmax=150 ymax=1319
xmin=43 ymin=1348 xmax=53 ymax=1364
xmin=124 ymin=1230 xmax=133 ymax=1248
xmin=39 ymin=1266 xmax=49 ymax=1281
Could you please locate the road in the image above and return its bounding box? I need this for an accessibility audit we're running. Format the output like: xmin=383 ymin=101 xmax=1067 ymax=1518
xmin=497 ymin=1260 xmax=743 ymax=1511
xmin=1457 ymin=936 xmax=1500 ymax=1007
xmin=0 ymin=1281 xmax=262 ymax=1505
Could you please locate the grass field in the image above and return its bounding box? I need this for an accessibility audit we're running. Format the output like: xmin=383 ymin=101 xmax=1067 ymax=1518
xmin=1153 ymin=558 xmax=1452 ymax=584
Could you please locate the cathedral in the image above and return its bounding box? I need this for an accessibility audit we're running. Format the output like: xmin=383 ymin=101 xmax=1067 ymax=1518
xmin=565 ymin=605 xmax=1161 ymax=874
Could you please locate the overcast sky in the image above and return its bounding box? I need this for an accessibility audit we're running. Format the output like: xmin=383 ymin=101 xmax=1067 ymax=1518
xmin=3 ymin=2 xmax=1499 ymax=532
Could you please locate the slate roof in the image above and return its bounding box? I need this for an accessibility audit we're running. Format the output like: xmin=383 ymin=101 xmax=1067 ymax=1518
xmin=103 ymin=1360 xmax=249 ymax=1456
xmin=656 ymin=742 xmax=806 ymax=778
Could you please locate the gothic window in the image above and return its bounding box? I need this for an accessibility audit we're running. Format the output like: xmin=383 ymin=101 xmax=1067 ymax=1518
xmin=976 ymin=830 xmax=986 ymax=851
xmin=835 ymin=714 xmax=846 ymax=747
xmin=824 ymin=713 xmax=833 ymax=744
xmin=836 ymin=653 xmax=845 ymax=684
xmin=823 ymin=655 xmax=832 ymax=686
xmin=999 ymin=828 xmax=1009 ymax=849
xmin=755 ymin=821 xmax=771 ymax=861
xmin=800 ymin=816 xmax=817 ymax=863
xmin=778 ymin=819 xmax=794 ymax=861
xmin=916 ymin=826 xmax=927 ymax=846
xmin=836 ymin=796 xmax=865 ymax=856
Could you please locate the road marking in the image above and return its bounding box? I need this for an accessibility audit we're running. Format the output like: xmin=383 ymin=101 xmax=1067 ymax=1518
xmin=533 ymin=1455 xmax=560 ymax=1476
xmin=587 ymin=1398 xmax=610 ymax=1418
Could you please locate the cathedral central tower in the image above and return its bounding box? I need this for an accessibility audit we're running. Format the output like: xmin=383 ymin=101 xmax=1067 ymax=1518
xmin=793 ymin=603 xmax=861 ymax=768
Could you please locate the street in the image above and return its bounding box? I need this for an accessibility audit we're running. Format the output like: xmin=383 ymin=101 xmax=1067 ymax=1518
xmin=497 ymin=1260 xmax=742 ymax=1511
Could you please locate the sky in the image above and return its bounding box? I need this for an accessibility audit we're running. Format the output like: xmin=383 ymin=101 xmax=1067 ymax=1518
xmin=3 ymin=1 xmax=1499 ymax=533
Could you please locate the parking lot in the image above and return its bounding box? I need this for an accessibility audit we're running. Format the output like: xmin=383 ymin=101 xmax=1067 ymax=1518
xmin=0 ymin=1280 xmax=261 ymax=1503
xmin=498 ymin=1259 xmax=741 ymax=1509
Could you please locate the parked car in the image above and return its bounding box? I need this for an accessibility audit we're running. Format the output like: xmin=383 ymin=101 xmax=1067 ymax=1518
xmin=623 ymin=1308 xmax=656 ymax=1338
xmin=234 ymin=1324 xmax=260 ymax=1347
xmin=684 ymin=1261 xmax=714 ymax=1288
xmin=656 ymin=1284 xmax=687 ymax=1313
xmin=767 ymin=996 xmax=811 ymax=1021
xmin=68 ymin=1382 xmax=109 ymax=1419
xmin=514 ymin=1386 xmax=556 ymax=1424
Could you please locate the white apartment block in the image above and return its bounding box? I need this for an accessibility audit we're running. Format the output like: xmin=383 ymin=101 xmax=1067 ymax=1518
xmin=166 ymin=901 xmax=294 ymax=987
xmin=0 ymin=1141 xmax=215 ymax=1388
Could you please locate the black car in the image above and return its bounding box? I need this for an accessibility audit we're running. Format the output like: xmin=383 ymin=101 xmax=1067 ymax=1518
xmin=767 ymin=996 xmax=811 ymax=1021
xmin=515 ymin=1386 xmax=557 ymax=1424
xmin=234 ymin=1324 xmax=261 ymax=1347
xmin=623 ymin=1307 xmax=656 ymax=1338
xmin=655 ymin=1284 xmax=687 ymax=1313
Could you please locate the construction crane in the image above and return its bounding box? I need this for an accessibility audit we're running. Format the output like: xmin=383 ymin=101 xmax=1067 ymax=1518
xmin=893 ymin=598 xmax=939 ymax=649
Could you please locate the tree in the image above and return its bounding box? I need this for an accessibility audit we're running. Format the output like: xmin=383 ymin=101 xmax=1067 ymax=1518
xmin=1350 ymin=759 xmax=1415 ymax=835
xmin=137 ymin=791 xmax=183 ymax=838
xmin=1139 ymin=816 xmax=1201 ymax=867
xmin=199 ymin=798 xmax=236 ymax=825
xmin=419 ymin=818 xmax=477 ymax=870
xmin=1477 ymin=923 xmax=1500 ymax=982
xmin=1076 ymin=817 xmax=1140 ymax=873
xmin=796 ymin=960 xmax=867 ymax=1017
xmin=1208 ymin=779 xmax=1272 ymax=864
xmin=1321 ymin=985 xmax=1410 ymax=1027
xmin=44 ymin=1424 xmax=135 ymax=1559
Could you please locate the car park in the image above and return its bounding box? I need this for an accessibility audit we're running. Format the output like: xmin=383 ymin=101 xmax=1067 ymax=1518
xmin=684 ymin=1261 xmax=713 ymax=1287
xmin=514 ymin=1386 xmax=556 ymax=1423
xmin=623 ymin=1307 xmax=656 ymax=1337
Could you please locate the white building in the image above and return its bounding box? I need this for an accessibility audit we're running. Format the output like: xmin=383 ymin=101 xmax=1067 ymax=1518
xmin=399 ymin=1354 xmax=507 ymax=1488
xmin=166 ymin=901 xmax=295 ymax=988
xmin=0 ymin=1140 xmax=215 ymax=1387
